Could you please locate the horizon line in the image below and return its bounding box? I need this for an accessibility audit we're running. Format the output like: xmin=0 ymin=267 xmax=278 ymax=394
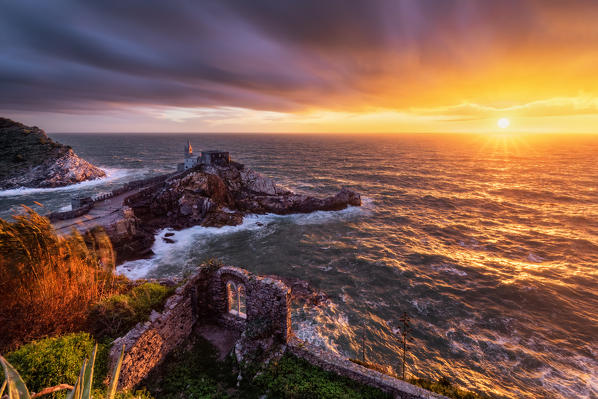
xmin=47 ymin=131 xmax=598 ymax=135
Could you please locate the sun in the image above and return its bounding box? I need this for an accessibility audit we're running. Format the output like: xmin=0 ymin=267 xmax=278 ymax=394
xmin=497 ymin=118 xmax=510 ymax=129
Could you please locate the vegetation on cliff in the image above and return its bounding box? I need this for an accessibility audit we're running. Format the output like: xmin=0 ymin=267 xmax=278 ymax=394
xmin=89 ymin=283 xmax=174 ymax=339
xmin=0 ymin=118 xmax=105 ymax=189
xmin=0 ymin=207 xmax=121 ymax=351
xmin=0 ymin=333 xmax=149 ymax=399
xmin=0 ymin=118 xmax=68 ymax=179
xmin=0 ymin=208 xmax=173 ymax=352
xmin=0 ymin=209 xmax=175 ymax=398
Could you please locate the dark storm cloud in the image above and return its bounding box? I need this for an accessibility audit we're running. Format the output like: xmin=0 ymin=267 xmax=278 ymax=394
xmin=0 ymin=0 xmax=597 ymax=113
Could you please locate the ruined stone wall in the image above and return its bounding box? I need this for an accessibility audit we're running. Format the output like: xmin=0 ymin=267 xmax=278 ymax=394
xmin=109 ymin=270 xmax=206 ymax=390
xmin=109 ymin=266 xmax=291 ymax=390
xmin=213 ymin=267 xmax=292 ymax=341
xmin=109 ymin=265 xmax=444 ymax=399
xmin=47 ymin=203 xmax=93 ymax=221
xmin=287 ymin=337 xmax=448 ymax=399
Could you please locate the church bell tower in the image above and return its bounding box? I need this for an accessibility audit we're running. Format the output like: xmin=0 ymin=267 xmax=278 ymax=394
xmin=185 ymin=139 xmax=193 ymax=158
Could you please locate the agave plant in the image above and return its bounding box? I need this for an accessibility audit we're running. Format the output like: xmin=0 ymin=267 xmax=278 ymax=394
xmin=0 ymin=344 xmax=125 ymax=399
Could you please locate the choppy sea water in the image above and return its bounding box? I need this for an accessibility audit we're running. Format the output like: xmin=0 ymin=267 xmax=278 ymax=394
xmin=1 ymin=133 xmax=597 ymax=399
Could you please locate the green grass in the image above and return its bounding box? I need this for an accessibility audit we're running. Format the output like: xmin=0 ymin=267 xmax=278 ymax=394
xmin=88 ymin=282 xmax=175 ymax=339
xmin=144 ymin=335 xmax=390 ymax=399
xmin=1 ymin=328 xmax=491 ymax=399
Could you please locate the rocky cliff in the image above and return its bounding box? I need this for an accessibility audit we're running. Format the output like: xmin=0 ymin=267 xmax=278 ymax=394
xmin=0 ymin=118 xmax=106 ymax=189
xmin=114 ymin=161 xmax=360 ymax=261
xmin=125 ymin=161 xmax=361 ymax=231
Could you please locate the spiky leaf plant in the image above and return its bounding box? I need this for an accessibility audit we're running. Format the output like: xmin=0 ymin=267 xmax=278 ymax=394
xmin=1 ymin=344 xmax=126 ymax=399
xmin=0 ymin=355 xmax=30 ymax=398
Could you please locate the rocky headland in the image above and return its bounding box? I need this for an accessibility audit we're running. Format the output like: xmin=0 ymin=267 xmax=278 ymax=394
xmin=0 ymin=118 xmax=106 ymax=189
xmin=112 ymin=161 xmax=361 ymax=261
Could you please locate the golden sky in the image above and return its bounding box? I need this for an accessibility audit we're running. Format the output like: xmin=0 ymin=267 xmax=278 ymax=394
xmin=1 ymin=1 xmax=598 ymax=133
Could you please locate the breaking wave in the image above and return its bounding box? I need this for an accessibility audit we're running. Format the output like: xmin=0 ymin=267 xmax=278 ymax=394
xmin=117 ymin=204 xmax=369 ymax=280
xmin=0 ymin=167 xmax=138 ymax=197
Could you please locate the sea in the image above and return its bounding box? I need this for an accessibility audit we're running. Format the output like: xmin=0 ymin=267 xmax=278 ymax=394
xmin=1 ymin=133 xmax=596 ymax=399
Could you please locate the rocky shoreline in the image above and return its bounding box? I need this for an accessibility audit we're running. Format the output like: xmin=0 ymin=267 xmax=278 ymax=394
xmin=105 ymin=161 xmax=361 ymax=263
xmin=0 ymin=118 xmax=106 ymax=189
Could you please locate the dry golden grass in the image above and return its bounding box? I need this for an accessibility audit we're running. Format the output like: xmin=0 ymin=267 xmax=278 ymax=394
xmin=0 ymin=206 xmax=126 ymax=352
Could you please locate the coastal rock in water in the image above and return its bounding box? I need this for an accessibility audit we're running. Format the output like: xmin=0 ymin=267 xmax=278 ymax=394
xmin=0 ymin=118 xmax=106 ymax=189
xmin=125 ymin=161 xmax=361 ymax=231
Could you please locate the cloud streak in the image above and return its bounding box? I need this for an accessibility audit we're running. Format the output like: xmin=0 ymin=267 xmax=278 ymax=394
xmin=1 ymin=0 xmax=598 ymax=131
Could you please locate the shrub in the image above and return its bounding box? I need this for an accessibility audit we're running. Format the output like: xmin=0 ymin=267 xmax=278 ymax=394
xmin=89 ymin=283 xmax=174 ymax=339
xmin=2 ymin=333 xmax=99 ymax=398
xmin=202 ymin=257 xmax=224 ymax=273
xmin=0 ymin=207 xmax=122 ymax=352
xmin=1 ymin=333 xmax=150 ymax=399
xmin=95 ymin=388 xmax=154 ymax=399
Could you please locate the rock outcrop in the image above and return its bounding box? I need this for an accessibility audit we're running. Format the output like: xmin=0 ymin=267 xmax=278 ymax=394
xmin=0 ymin=118 xmax=106 ymax=189
xmin=125 ymin=161 xmax=361 ymax=232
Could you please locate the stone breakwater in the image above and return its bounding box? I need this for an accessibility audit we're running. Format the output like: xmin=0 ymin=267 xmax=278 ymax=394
xmin=47 ymin=173 xmax=173 ymax=222
xmin=109 ymin=266 xmax=447 ymax=399
xmin=0 ymin=118 xmax=105 ymax=189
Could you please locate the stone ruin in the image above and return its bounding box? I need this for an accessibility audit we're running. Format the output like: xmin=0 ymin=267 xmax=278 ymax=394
xmin=109 ymin=265 xmax=447 ymax=399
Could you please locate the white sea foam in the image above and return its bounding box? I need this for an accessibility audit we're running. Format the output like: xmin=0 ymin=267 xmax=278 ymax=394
xmin=293 ymin=302 xmax=355 ymax=356
xmin=0 ymin=167 xmax=139 ymax=197
xmin=117 ymin=204 xmax=370 ymax=279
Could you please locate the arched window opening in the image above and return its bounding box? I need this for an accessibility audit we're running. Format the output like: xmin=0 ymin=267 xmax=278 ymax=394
xmin=226 ymin=280 xmax=246 ymax=318
xmin=226 ymin=281 xmax=238 ymax=314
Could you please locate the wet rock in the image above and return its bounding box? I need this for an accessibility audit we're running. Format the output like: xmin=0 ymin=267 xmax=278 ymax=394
xmin=116 ymin=161 xmax=360 ymax=262
xmin=264 ymin=275 xmax=329 ymax=306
